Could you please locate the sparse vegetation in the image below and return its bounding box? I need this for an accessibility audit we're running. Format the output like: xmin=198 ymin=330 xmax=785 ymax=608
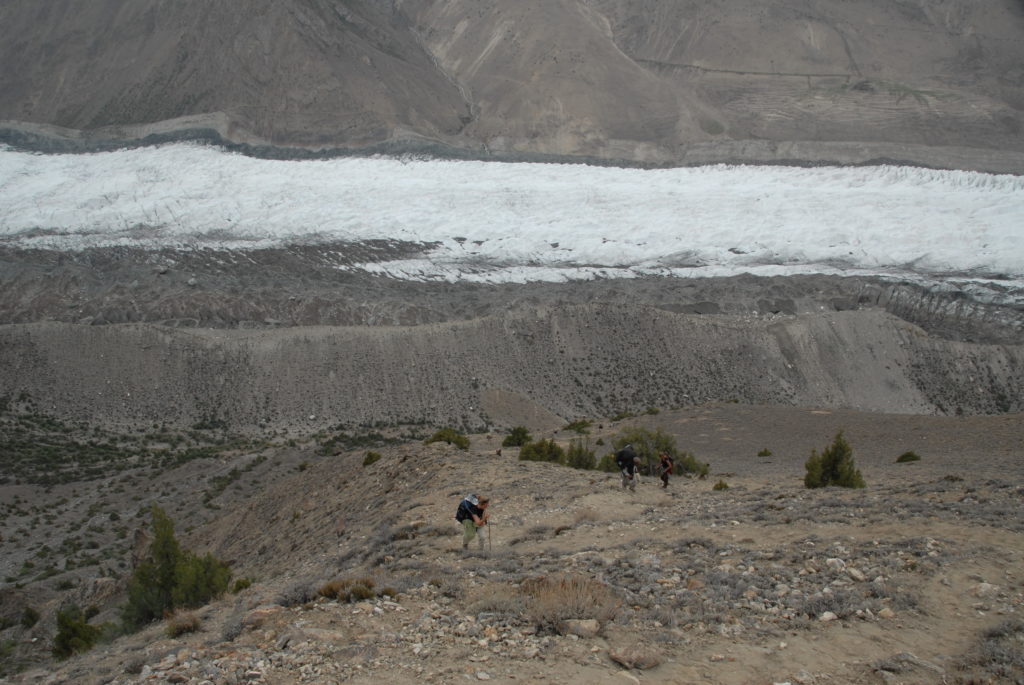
xmin=52 ymin=605 xmax=102 ymax=660
xmin=520 ymin=574 xmax=621 ymax=633
xmin=424 ymin=428 xmax=470 ymax=450
xmin=757 ymin=448 xmax=772 ymax=457
xmin=896 ymin=451 xmax=921 ymax=463
xmin=319 ymin=576 xmax=379 ymax=603
xmin=564 ymin=438 xmax=596 ymax=470
xmin=363 ymin=451 xmax=382 ymax=466
xmin=165 ymin=611 xmax=200 ymax=638
xmin=804 ymin=431 xmax=866 ymax=489
xmin=231 ymin=577 xmax=253 ymax=594
xmin=713 ymin=479 xmax=730 ymax=490
xmin=20 ymin=606 xmax=40 ymax=629
xmin=502 ymin=426 xmax=531 ymax=447
xmin=564 ymin=419 xmax=592 ymax=434
xmin=121 ymin=506 xmax=231 ymax=631
xmin=518 ymin=438 xmax=565 ymax=464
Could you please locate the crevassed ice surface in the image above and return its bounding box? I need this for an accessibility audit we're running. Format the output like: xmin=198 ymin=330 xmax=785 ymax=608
xmin=1 ymin=144 xmax=1022 ymax=292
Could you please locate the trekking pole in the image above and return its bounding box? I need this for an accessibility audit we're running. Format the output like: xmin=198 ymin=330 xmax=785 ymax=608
xmin=488 ymin=522 xmax=493 ymax=551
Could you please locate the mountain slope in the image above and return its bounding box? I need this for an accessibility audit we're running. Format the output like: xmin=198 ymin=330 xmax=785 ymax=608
xmin=1 ymin=0 xmax=1022 ymax=167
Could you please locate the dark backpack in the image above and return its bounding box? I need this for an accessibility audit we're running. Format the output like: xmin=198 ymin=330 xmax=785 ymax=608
xmin=455 ymin=494 xmax=478 ymax=522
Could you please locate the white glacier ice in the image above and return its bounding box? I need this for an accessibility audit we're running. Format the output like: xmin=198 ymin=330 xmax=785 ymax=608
xmin=0 ymin=144 xmax=1021 ymax=291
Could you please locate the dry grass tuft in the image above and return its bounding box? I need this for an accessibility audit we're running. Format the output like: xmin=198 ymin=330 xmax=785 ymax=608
xmin=520 ymin=574 xmax=621 ymax=632
xmin=319 ymin=576 xmax=377 ymax=602
xmin=166 ymin=611 xmax=200 ymax=638
xmin=573 ymin=508 xmax=599 ymax=525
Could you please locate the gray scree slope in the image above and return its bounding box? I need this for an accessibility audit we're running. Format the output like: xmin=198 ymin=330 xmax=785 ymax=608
xmin=1 ymin=0 xmax=1023 ymax=170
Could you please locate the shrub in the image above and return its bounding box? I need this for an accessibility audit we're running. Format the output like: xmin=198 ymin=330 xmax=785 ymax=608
xmin=165 ymin=611 xmax=200 ymax=638
xmin=564 ymin=419 xmax=592 ymax=435
xmin=121 ymin=506 xmax=231 ymax=631
xmin=502 ymin=426 xmax=531 ymax=448
xmin=231 ymin=577 xmax=252 ymax=594
xmin=896 ymin=451 xmax=921 ymax=463
xmin=757 ymin=448 xmax=772 ymax=457
xmin=564 ymin=438 xmax=596 ymax=470
xmin=319 ymin=577 xmax=377 ymax=603
xmin=520 ymin=574 xmax=621 ymax=632
xmin=362 ymin=451 xmax=381 ymax=466
xmin=519 ymin=439 xmax=564 ymax=464
xmin=424 ymin=428 xmax=470 ymax=450
xmin=20 ymin=606 xmax=40 ymax=629
xmin=712 ymin=479 xmax=729 ymax=490
xmin=804 ymin=431 xmax=865 ymax=489
xmin=171 ymin=551 xmax=232 ymax=609
xmin=52 ymin=605 xmax=101 ymax=659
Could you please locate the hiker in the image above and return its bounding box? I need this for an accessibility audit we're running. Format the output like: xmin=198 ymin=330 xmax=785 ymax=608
xmin=614 ymin=444 xmax=639 ymax=491
xmin=659 ymin=452 xmax=674 ymax=489
xmin=455 ymin=494 xmax=490 ymax=550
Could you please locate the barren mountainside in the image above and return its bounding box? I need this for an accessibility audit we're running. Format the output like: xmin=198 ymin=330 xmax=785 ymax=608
xmin=2 ymin=0 xmax=1023 ymax=169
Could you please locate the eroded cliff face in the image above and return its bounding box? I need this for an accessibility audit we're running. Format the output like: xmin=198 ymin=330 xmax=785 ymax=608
xmin=1 ymin=0 xmax=1023 ymax=168
xmin=0 ymin=300 xmax=1020 ymax=434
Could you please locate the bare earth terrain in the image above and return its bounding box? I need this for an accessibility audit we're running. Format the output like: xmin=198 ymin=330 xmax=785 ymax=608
xmin=2 ymin=404 xmax=1022 ymax=684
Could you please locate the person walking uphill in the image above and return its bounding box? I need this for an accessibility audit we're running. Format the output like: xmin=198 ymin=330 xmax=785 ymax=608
xmin=455 ymin=494 xmax=490 ymax=550
xmin=615 ymin=444 xmax=640 ymax=491
xmin=659 ymin=452 xmax=674 ymax=489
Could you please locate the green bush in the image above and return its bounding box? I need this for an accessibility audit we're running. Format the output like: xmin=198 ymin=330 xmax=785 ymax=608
xmin=362 ymin=451 xmax=381 ymax=466
xmin=231 ymin=577 xmax=253 ymax=593
xmin=424 ymin=428 xmax=470 ymax=450
xmin=896 ymin=451 xmax=921 ymax=463
xmin=564 ymin=419 xmax=592 ymax=435
xmin=502 ymin=426 xmax=531 ymax=448
xmin=712 ymin=479 xmax=729 ymax=491
xmin=519 ymin=439 xmax=565 ymax=464
xmin=804 ymin=431 xmax=866 ymax=489
xmin=757 ymin=448 xmax=772 ymax=457
xmin=20 ymin=606 xmax=40 ymax=629
xmin=52 ymin=606 xmax=101 ymax=660
xmin=564 ymin=438 xmax=596 ymax=470
xmin=121 ymin=506 xmax=231 ymax=631
xmin=171 ymin=552 xmax=231 ymax=610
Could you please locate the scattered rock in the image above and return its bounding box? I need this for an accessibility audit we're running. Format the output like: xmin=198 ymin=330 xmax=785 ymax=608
xmin=609 ymin=645 xmax=663 ymax=670
xmin=559 ymin=619 xmax=600 ymax=639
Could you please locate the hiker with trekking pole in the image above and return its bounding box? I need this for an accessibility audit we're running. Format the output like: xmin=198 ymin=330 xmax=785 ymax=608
xmin=455 ymin=494 xmax=490 ymax=551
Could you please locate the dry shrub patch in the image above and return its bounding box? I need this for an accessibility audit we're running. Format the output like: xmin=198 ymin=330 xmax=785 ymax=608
xmin=166 ymin=611 xmax=200 ymax=638
xmin=520 ymin=574 xmax=621 ymax=632
xmin=319 ymin=576 xmax=377 ymax=602
xmin=952 ymin=619 xmax=1024 ymax=683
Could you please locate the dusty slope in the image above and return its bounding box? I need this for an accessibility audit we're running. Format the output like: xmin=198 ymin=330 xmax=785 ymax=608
xmin=1 ymin=0 xmax=1023 ymax=169
xmin=1 ymin=304 xmax=1021 ymax=435
xmin=4 ymin=405 xmax=1023 ymax=684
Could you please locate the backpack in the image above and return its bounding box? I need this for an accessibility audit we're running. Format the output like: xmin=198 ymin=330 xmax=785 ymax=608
xmin=455 ymin=494 xmax=478 ymax=522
